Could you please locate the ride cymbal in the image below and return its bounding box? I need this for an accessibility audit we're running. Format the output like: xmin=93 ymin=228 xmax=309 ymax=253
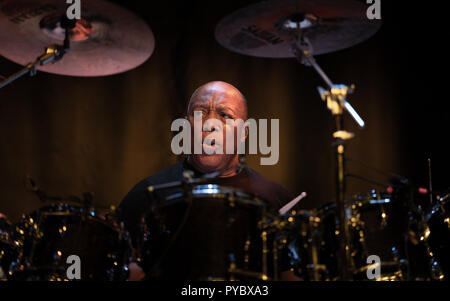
xmin=215 ymin=0 xmax=381 ymax=58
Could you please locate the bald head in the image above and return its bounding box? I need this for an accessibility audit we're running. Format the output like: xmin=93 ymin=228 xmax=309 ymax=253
xmin=187 ymin=81 xmax=247 ymax=120
xmin=186 ymin=81 xmax=248 ymax=176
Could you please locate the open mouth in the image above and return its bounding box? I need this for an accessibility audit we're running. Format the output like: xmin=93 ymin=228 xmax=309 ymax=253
xmin=202 ymin=138 xmax=223 ymax=154
xmin=203 ymin=137 xmax=220 ymax=147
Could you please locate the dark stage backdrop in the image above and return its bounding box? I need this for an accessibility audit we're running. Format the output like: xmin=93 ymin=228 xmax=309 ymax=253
xmin=0 ymin=0 xmax=448 ymax=222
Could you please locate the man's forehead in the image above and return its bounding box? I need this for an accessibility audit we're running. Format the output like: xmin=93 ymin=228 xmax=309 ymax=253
xmin=191 ymin=86 xmax=240 ymax=105
xmin=189 ymin=85 xmax=245 ymax=109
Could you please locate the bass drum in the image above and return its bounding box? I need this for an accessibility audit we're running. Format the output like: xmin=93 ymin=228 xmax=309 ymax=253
xmin=140 ymin=184 xmax=283 ymax=281
xmin=10 ymin=203 xmax=132 ymax=281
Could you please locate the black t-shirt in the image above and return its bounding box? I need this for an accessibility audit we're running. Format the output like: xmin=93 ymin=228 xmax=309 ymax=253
xmin=118 ymin=159 xmax=295 ymax=280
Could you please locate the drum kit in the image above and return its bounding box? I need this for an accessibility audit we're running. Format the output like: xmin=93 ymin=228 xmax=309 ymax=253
xmin=0 ymin=0 xmax=448 ymax=281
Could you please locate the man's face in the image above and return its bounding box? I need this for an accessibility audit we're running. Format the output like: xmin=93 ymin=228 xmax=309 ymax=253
xmin=187 ymin=82 xmax=247 ymax=174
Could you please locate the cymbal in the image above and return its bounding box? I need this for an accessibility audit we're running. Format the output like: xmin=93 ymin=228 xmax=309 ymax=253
xmin=215 ymin=0 xmax=381 ymax=58
xmin=0 ymin=0 xmax=154 ymax=77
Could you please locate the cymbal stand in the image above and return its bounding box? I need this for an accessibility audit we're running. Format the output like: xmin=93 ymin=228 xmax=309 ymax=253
xmin=291 ymin=34 xmax=365 ymax=280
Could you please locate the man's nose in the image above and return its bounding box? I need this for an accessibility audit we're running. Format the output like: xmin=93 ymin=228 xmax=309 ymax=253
xmin=203 ymin=112 xmax=222 ymax=132
xmin=204 ymin=125 xmax=217 ymax=132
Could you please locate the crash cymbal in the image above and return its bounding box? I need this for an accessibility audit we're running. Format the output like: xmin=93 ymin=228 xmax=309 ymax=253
xmin=0 ymin=0 xmax=154 ymax=76
xmin=215 ymin=0 xmax=381 ymax=58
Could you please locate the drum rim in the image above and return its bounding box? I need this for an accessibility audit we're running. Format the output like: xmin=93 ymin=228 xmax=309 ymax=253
xmin=16 ymin=202 xmax=126 ymax=239
xmin=162 ymin=184 xmax=268 ymax=208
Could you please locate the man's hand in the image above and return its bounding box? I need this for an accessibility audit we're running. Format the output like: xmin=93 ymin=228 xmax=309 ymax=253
xmin=280 ymin=270 xmax=304 ymax=281
xmin=127 ymin=262 xmax=146 ymax=281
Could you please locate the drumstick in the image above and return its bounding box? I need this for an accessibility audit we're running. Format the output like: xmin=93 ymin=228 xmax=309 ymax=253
xmin=278 ymin=192 xmax=307 ymax=215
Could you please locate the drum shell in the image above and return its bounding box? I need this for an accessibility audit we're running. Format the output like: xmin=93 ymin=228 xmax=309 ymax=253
xmin=286 ymin=195 xmax=409 ymax=280
xmin=426 ymin=198 xmax=450 ymax=279
xmin=11 ymin=204 xmax=131 ymax=281
xmin=141 ymin=184 xmax=278 ymax=280
xmin=0 ymin=215 xmax=20 ymax=279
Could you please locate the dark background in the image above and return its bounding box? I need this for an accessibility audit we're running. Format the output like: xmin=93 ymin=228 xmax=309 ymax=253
xmin=0 ymin=0 xmax=448 ymax=222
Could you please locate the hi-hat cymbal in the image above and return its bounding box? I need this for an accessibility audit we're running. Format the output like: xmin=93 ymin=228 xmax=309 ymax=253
xmin=0 ymin=0 xmax=155 ymax=77
xmin=215 ymin=0 xmax=381 ymax=58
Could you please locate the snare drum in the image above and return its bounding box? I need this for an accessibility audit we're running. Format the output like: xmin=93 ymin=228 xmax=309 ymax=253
xmin=10 ymin=203 xmax=132 ymax=281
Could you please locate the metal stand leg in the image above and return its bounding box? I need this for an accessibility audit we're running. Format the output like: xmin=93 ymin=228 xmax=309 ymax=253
xmin=292 ymin=39 xmax=365 ymax=280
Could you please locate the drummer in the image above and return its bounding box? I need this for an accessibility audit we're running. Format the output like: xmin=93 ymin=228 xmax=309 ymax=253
xmin=119 ymin=81 xmax=296 ymax=280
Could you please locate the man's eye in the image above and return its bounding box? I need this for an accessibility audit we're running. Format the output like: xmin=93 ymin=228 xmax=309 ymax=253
xmin=220 ymin=113 xmax=232 ymax=119
xmin=193 ymin=111 xmax=205 ymax=117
